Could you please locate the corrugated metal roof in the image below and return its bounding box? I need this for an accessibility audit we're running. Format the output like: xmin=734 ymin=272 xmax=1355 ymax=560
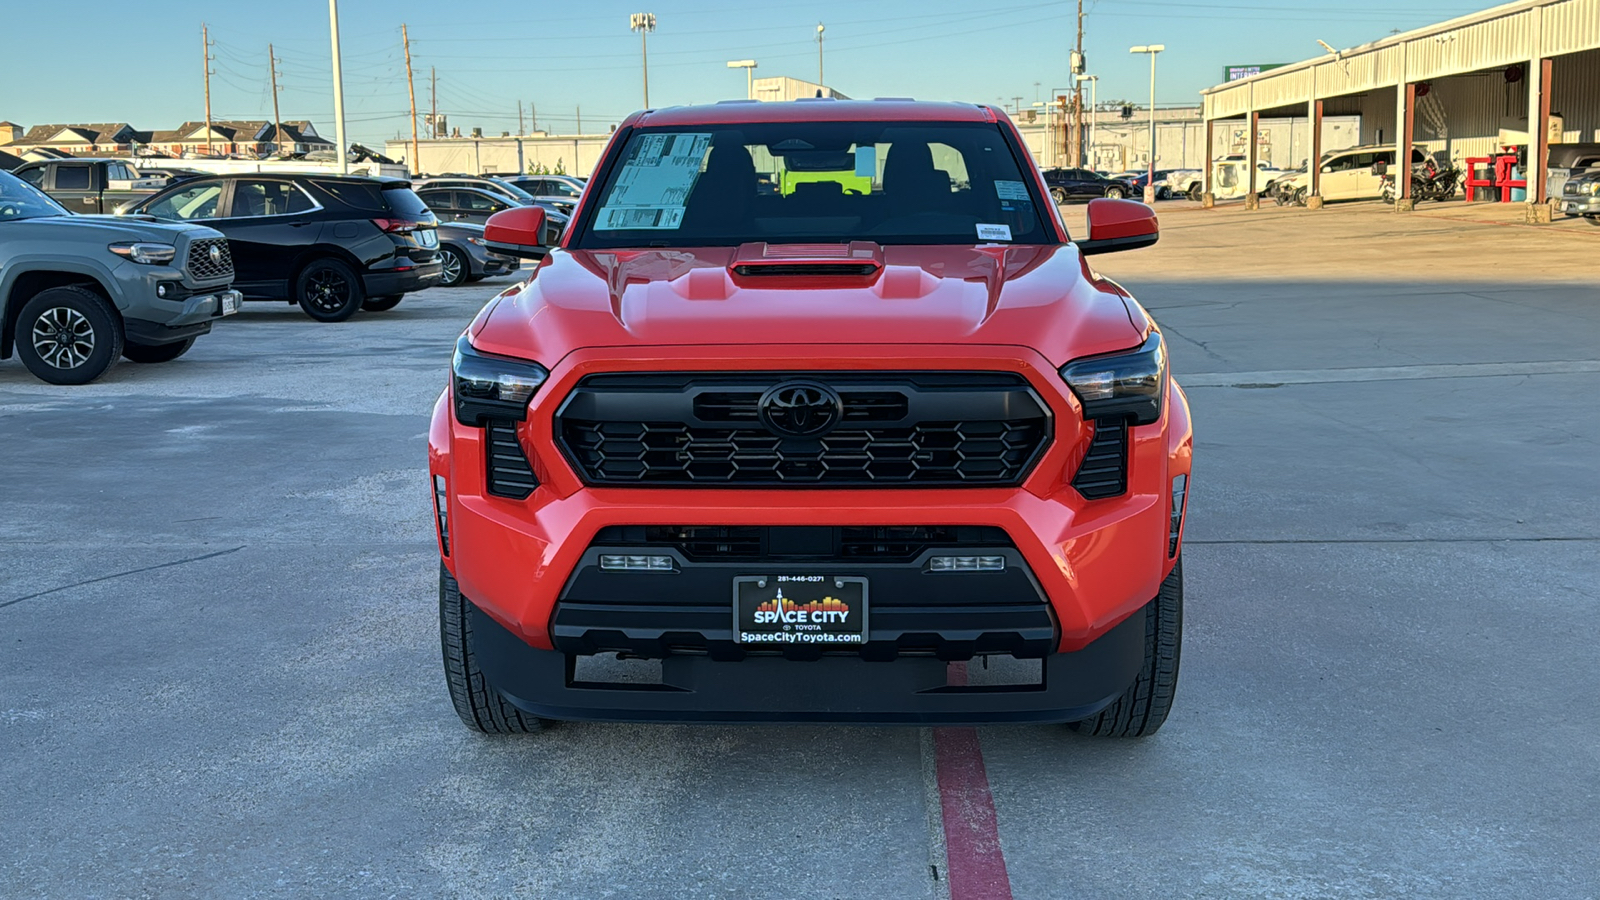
xmin=1202 ymin=0 xmax=1599 ymax=117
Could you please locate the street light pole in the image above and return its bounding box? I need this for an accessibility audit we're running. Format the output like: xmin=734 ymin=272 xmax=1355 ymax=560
xmin=630 ymin=13 xmax=656 ymax=108
xmin=329 ymin=0 xmax=348 ymax=173
xmin=1130 ymin=44 xmax=1164 ymax=203
xmin=727 ymin=60 xmax=757 ymax=100
xmin=816 ymin=23 xmax=825 ymax=86
xmin=1076 ymin=74 xmax=1098 ymax=170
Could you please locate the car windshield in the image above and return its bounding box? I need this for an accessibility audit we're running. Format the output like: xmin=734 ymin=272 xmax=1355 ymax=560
xmin=494 ymin=180 xmax=537 ymax=201
xmin=576 ymin=120 xmax=1052 ymax=248
xmin=0 ymin=170 xmax=69 ymax=221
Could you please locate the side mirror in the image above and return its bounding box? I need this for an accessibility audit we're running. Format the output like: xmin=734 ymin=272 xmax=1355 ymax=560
xmin=1077 ymin=198 xmax=1158 ymax=256
xmin=483 ymin=206 xmax=551 ymax=259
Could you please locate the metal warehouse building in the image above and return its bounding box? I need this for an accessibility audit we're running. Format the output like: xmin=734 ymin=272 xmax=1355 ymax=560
xmin=1200 ymin=0 xmax=1600 ymax=213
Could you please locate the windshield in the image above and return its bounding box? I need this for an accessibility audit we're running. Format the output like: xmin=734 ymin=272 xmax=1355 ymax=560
xmin=576 ymin=121 xmax=1053 ymax=248
xmin=0 ymin=170 xmax=69 ymax=221
xmin=495 ymin=180 xmax=537 ymax=201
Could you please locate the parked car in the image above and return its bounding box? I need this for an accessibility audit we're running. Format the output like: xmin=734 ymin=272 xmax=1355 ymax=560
xmin=1115 ymin=169 xmax=1178 ymax=200
xmin=1547 ymin=143 xmax=1600 ymax=207
xmin=433 ymin=99 xmax=1189 ymax=736
xmin=12 ymin=158 xmax=164 ymax=214
xmin=1272 ymin=145 xmax=1428 ymax=204
xmin=497 ymin=175 xmax=585 ymax=214
xmin=124 ymin=173 xmax=441 ymax=321
xmin=1558 ymin=167 xmax=1600 ymax=224
xmin=1166 ymin=157 xmax=1292 ymax=201
xmin=0 ymin=169 xmax=240 ymax=384
xmin=1039 ymin=167 xmax=1134 ymax=203
xmin=416 ymin=185 xmax=572 ymax=232
xmin=434 ymin=221 xmax=522 ymax=287
xmin=415 ymin=175 xmax=539 ymax=205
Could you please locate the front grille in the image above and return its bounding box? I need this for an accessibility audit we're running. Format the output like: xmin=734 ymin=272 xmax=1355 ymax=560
xmin=484 ymin=419 xmax=537 ymax=499
xmin=590 ymin=524 xmax=1013 ymax=563
xmin=1071 ymin=420 xmax=1128 ymax=499
xmin=558 ymin=372 xmax=1051 ymax=488
xmin=185 ymin=238 xmax=234 ymax=280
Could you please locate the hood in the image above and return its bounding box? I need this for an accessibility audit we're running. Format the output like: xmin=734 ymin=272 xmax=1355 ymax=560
xmin=471 ymin=242 xmax=1147 ymax=369
xmin=21 ymin=215 xmax=221 ymax=242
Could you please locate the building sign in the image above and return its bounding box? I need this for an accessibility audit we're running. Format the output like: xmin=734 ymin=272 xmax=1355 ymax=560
xmin=1225 ymin=64 xmax=1286 ymax=82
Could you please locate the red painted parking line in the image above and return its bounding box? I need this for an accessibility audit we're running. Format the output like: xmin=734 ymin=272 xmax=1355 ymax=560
xmin=934 ymin=663 xmax=1013 ymax=900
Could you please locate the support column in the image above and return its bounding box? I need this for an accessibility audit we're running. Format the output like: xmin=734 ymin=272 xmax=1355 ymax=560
xmin=1307 ymin=97 xmax=1324 ymax=209
xmin=1527 ymin=56 xmax=1554 ymax=223
xmin=1202 ymin=118 xmax=1215 ymax=207
xmin=1396 ymin=81 xmax=1415 ymax=211
xmin=1245 ymin=109 xmax=1260 ymax=209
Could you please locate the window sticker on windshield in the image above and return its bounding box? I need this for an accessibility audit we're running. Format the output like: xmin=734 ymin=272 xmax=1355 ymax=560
xmin=854 ymin=146 xmax=877 ymax=179
xmin=595 ymin=132 xmax=712 ymax=230
xmin=994 ymin=180 xmax=1030 ymax=201
xmin=976 ymin=223 xmax=1013 ymax=242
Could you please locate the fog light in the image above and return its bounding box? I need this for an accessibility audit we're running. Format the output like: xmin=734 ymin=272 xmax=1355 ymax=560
xmin=600 ymin=555 xmax=675 ymax=572
xmin=1169 ymin=474 xmax=1188 ymax=557
xmin=928 ymin=556 xmax=1006 ymax=572
xmin=433 ymin=474 xmax=450 ymax=555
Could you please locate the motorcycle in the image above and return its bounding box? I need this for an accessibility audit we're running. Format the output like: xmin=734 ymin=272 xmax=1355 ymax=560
xmin=1378 ymin=158 xmax=1463 ymax=203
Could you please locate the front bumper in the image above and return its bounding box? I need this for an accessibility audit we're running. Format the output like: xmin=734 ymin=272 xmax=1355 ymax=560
xmin=125 ymin=287 xmax=242 ymax=344
xmin=1559 ymin=194 xmax=1599 ymax=216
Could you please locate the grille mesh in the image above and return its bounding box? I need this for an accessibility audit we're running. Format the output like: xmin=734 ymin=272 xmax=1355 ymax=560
xmin=185 ymin=238 xmax=234 ymax=280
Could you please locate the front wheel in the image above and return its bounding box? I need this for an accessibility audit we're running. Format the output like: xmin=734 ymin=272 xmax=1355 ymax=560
xmin=1049 ymin=186 xmax=1068 ymax=205
xmin=361 ymin=295 xmax=404 ymax=312
xmin=15 ymin=285 xmax=123 ymax=385
xmin=440 ymin=564 xmax=549 ymax=734
xmin=122 ymin=337 xmax=195 ymax=363
xmin=1068 ymin=557 xmax=1182 ymax=738
xmin=295 ymin=258 xmax=365 ymax=322
xmin=1186 ymin=183 xmax=1203 ymax=202
xmin=1104 ymin=186 xmax=1125 ymax=200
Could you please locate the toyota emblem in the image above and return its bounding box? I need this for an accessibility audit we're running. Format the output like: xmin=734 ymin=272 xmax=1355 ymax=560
xmin=208 ymin=244 xmax=223 ymax=265
xmin=758 ymin=381 xmax=842 ymax=438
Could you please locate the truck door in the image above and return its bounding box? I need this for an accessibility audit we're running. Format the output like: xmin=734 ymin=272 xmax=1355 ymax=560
xmin=50 ymin=163 xmax=98 ymax=212
xmin=102 ymin=161 xmax=149 ymax=213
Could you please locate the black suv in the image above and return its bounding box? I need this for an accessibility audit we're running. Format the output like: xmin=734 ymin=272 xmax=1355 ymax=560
xmin=1039 ymin=167 xmax=1134 ymax=204
xmin=126 ymin=174 xmax=442 ymax=321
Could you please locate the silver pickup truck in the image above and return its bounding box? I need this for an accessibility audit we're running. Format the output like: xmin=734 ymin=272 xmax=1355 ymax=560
xmin=1 ymin=169 xmax=241 ymax=384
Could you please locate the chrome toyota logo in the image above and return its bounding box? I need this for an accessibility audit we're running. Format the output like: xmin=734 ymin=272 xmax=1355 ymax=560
xmin=759 ymin=381 xmax=842 ymax=437
xmin=208 ymin=245 xmax=223 ymax=265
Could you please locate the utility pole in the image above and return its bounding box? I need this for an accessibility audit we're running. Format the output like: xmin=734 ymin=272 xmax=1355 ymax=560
xmin=517 ymin=100 xmax=525 ymax=136
xmin=202 ymin=23 xmax=213 ymax=157
xmin=576 ymin=105 xmax=582 ymax=135
xmin=403 ymin=24 xmax=419 ymax=175
xmin=328 ymin=0 xmax=348 ymax=173
xmin=530 ymin=102 xmax=536 ymax=133
xmin=430 ymin=67 xmax=437 ymax=138
xmin=817 ymin=23 xmax=825 ymax=85
xmin=1071 ymin=0 xmax=1085 ymax=166
xmin=268 ymin=43 xmax=282 ymax=157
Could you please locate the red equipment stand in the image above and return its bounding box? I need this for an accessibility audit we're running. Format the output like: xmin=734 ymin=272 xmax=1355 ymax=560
xmin=1464 ymin=153 xmax=1526 ymax=203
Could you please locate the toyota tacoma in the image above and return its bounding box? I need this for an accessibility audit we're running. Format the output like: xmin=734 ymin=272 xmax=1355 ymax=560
xmin=430 ymin=100 xmax=1192 ymax=735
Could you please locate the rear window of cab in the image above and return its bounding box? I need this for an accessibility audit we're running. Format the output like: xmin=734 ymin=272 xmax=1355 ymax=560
xmin=576 ymin=121 xmax=1052 ymax=248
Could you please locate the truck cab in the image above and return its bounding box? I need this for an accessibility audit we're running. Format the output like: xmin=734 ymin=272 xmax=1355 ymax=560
xmin=13 ymin=159 xmax=162 ymax=214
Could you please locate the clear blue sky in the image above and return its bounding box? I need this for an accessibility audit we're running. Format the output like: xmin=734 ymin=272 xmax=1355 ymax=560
xmin=1 ymin=0 xmax=1492 ymax=145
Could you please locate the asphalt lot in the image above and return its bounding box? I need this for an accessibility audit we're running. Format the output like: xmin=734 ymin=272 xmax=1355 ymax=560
xmin=3 ymin=201 xmax=1598 ymax=898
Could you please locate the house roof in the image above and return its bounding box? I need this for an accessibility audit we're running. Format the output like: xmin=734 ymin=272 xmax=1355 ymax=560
xmin=17 ymin=123 xmax=137 ymax=145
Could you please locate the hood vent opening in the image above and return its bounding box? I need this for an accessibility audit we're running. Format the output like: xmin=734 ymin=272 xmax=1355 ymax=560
xmin=731 ymin=262 xmax=880 ymax=277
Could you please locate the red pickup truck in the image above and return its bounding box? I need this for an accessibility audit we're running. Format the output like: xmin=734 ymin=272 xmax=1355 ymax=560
xmin=431 ymin=99 xmax=1192 ymax=735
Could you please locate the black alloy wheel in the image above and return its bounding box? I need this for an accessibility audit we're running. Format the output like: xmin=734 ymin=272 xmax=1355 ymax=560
xmin=15 ymin=285 xmax=123 ymax=385
xmin=123 ymin=337 xmax=195 ymax=364
xmin=361 ymin=295 xmax=405 ymax=312
xmin=438 ymin=246 xmax=470 ymax=287
xmin=296 ymin=258 xmax=365 ymax=322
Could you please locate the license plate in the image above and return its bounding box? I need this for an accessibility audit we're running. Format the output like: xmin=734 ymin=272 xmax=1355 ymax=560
xmin=734 ymin=575 xmax=867 ymax=645
xmin=419 ymin=229 xmax=439 ymax=248
xmin=220 ymin=293 xmax=242 ymax=315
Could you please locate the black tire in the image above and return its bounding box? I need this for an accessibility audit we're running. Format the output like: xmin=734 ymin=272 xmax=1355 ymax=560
xmin=1293 ymin=187 xmax=1308 ymax=207
xmin=1049 ymin=186 xmax=1068 ymax=205
xmin=1104 ymin=186 xmax=1125 ymax=200
xmin=438 ymin=246 xmax=471 ymax=287
xmin=295 ymin=258 xmax=365 ymax=322
xmin=122 ymin=337 xmax=195 ymax=364
xmin=440 ymin=564 xmax=548 ymax=734
xmin=1069 ymin=557 xmax=1182 ymax=738
xmin=1584 ymin=215 xmax=1600 ymax=227
xmin=1187 ymin=183 xmax=1203 ymax=202
xmin=361 ymin=295 xmax=404 ymax=312
xmin=14 ymin=285 xmax=123 ymax=385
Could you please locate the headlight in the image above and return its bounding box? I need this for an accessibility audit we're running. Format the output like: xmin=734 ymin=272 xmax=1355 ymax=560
xmin=452 ymin=335 xmax=548 ymax=426
xmin=108 ymin=242 xmax=177 ymax=265
xmin=1060 ymin=332 xmax=1166 ymax=425
xmin=1583 ymin=182 xmax=1600 ymax=196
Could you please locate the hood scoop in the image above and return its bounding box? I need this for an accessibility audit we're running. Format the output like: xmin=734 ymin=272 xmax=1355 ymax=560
xmin=729 ymin=241 xmax=884 ymax=280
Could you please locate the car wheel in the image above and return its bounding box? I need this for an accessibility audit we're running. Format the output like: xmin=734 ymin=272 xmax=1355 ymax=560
xmin=361 ymin=295 xmax=404 ymax=312
xmin=1586 ymin=216 xmax=1600 ymax=227
xmin=440 ymin=564 xmax=549 ymax=734
xmin=1293 ymin=188 xmax=1308 ymax=207
xmin=1068 ymin=556 xmax=1182 ymax=738
xmin=1049 ymin=186 xmax=1068 ymax=205
xmin=1104 ymin=186 xmax=1125 ymax=200
xmin=438 ymin=246 xmax=470 ymax=287
xmin=122 ymin=337 xmax=195 ymax=364
xmin=1187 ymin=184 xmax=1203 ymax=202
xmin=295 ymin=258 xmax=365 ymax=322
xmin=15 ymin=285 xmax=123 ymax=385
